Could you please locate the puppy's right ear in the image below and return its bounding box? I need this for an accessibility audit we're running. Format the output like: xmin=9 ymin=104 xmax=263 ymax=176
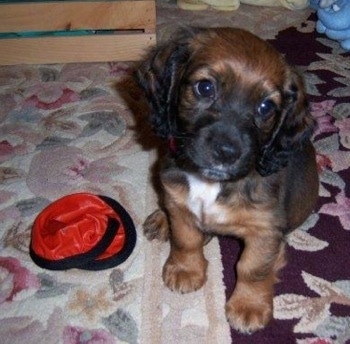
xmin=135 ymin=31 xmax=192 ymax=138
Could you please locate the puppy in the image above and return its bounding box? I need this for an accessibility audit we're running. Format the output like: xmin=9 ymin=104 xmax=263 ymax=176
xmin=136 ymin=27 xmax=319 ymax=333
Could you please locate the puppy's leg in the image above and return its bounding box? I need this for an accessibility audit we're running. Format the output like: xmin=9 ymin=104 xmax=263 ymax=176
xmin=226 ymin=235 xmax=286 ymax=333
xmin=163 ymin=204 xmax=208 ymax=293
xmin=144 ymin=209 xmax=170 ymax=242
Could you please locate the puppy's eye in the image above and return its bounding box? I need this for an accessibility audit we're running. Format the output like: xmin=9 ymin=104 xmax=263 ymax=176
xmin=258 ymin=99 xmax=277 ymax=119
xmin=194 ymin=80 xmax=216 ymax=98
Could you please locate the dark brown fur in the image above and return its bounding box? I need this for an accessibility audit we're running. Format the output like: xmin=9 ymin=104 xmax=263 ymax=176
xmin=136 ymin=27 xmax=319 ymax=333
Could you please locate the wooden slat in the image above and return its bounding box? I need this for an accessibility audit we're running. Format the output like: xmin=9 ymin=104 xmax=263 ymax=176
xmin=0 ymin=0 xmax=156 ymax=33
xmin=0 ymin=33 xmax=156 ymax=65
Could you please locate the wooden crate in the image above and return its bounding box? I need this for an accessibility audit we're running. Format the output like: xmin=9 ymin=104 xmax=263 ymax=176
xmin=0 ymin=0 xmax=156 ymax=65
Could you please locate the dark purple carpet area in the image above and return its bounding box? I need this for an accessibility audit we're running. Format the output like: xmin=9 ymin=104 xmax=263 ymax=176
xmin=220 ymin=14 xmax=350 ymax=343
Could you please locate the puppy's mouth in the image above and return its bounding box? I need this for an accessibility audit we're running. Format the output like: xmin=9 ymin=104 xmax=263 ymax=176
xmin=186 ymin=149 xmax=255 ymax=181
xmin=199 ymin=163 xmax=252 ymax=182
xmin=201 ymin=166 xmax=233 ymax=181
xmin=187 ymin=145 xmax=255 ymax=182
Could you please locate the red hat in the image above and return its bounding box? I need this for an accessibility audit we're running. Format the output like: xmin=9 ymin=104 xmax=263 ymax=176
xmin=30 ymin=193 xmax=136 ymax=270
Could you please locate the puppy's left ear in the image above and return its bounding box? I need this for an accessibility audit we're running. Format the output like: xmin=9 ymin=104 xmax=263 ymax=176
xmin=257 ymin=69 xmax=316 ymax=176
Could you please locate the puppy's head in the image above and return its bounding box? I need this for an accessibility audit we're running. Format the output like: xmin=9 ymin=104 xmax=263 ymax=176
xmin=136 ymin=27 xmax=315 ymax=181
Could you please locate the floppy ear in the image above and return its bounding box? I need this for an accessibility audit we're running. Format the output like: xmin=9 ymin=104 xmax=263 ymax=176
xmin=135 ymin=31 xmax=192 ymax=138
xmin=257 ymin=69 xmax=316 ymax=176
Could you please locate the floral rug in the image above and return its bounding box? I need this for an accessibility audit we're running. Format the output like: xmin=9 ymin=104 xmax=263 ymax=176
xmin=1 ymin=2 xmax=350 ymax=344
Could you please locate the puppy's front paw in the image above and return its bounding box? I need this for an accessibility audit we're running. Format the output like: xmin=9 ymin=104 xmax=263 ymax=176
xmin=226 ymin=292 xmax=272 ymax=334
xmin=143 ymin=209 xmax=169 ymax=242
xmin=163 ymin=256 xmax=208 ymax=293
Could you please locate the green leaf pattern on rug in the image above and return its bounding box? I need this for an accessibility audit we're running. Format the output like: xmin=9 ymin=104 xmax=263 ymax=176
xmin=36 ymin=273 xmax=74 ymax=298
xmin=79 ymin=111 xmax=127 ymax=137
xmin=102 ymin=309 xmax=139 ymax=344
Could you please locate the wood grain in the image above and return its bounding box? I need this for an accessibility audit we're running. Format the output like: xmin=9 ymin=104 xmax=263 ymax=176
xmin=0 ymin=1 xmax=156 ymax=33
xmin=0 ymin=33 xmax=156 ymax=64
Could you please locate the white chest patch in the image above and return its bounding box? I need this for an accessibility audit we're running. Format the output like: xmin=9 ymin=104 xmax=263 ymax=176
xmin=186 ymin=173 xmax=222 ymax=223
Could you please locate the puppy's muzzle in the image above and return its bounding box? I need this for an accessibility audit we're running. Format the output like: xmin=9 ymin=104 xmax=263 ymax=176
xmin=188 ymin=126 xmax=255 ymax=181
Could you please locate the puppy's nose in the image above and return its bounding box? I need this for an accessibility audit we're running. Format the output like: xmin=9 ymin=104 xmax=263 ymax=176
xmin=214 ymin=143 xmax=240 ymax=162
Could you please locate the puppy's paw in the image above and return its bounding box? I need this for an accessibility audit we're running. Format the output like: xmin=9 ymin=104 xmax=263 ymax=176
xmin=226 ymin=293 xmax=272 ymax=334
xmin=163 ymin=256 xmax=208 ymax=294
xmin=143 ymin=209 xmax=169 ymax=242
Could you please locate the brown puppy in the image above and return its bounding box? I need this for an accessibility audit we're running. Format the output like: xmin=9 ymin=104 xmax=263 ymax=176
xmin=136 ymin=27 xmax=319 ymax=333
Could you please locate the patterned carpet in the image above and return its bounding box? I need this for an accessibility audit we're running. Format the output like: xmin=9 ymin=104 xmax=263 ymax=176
xmin=1 ymin=2 xmax=350 ymax=343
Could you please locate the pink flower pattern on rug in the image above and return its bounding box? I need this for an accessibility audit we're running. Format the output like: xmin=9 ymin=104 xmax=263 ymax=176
xmin=0 ymin=4 xmax=349 ymax=344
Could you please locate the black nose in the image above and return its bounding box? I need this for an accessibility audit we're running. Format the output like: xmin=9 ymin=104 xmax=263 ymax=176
xmin=213 ymin=142 xmax=241 ymax=162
